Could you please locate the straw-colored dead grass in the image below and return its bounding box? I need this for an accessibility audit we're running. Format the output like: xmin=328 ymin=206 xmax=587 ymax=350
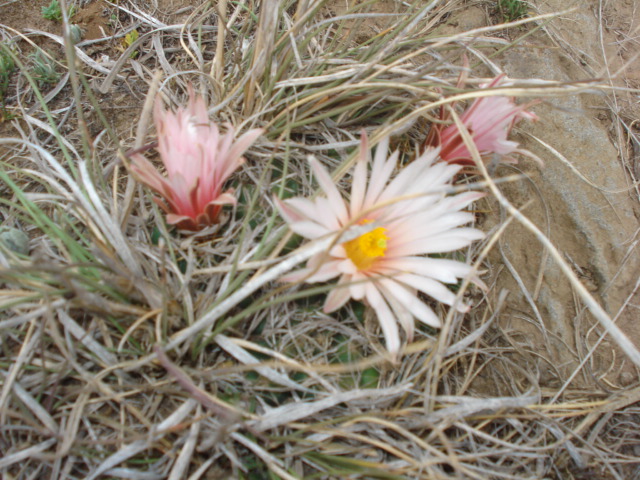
xmin=1 ymin=0 xmax=639 ymax=478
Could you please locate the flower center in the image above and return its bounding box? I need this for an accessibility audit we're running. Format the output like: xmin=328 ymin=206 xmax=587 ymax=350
xmin=344 ymin=220 xmax=388 ymax=270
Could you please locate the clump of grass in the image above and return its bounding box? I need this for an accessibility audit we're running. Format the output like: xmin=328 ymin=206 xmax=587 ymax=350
xmin=41 ymin=0 xmax=76 ymax=22
xmin=122 ymin=29 xmax=139 ymax=58
xmin=498 ymin=0 xmax=528 ymax=22
xmin=29 ymin=50 xmax=60 ymax=87
xmin=41 ymin=0 xmax=63 ymax=21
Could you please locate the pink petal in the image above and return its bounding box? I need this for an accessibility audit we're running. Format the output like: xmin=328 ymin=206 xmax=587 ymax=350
xmin=134 ymin=89 xmax=263 ymax=231
xmin=207 ymin=191 xmax=237 ymax=205
xmin=226 ymin=128 xmax=263 ymax=163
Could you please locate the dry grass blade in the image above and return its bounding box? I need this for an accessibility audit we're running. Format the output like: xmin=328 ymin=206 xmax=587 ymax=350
xmin=1 ymin=0 xmax=638 ymax=478
xmin=0 ymin=438 xmax=57 ymax=469
xmin=251 ymin=383 xmax=411 ymax=432
xmin=168 ymin=405 xmax=202 ymax=480
xmin=1 ymin=375 xmax=58 ymax=434
xmin=216 ymin=334 xmax=316 ymax=393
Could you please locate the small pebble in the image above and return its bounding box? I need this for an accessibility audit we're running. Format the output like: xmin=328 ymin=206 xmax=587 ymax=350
xmin=0 ymin=227 xmax=29 ymax=255
xmin=69 ymin=24 xmax=83 ymax=44
xmin=618 ymin=371 xmax=637 ymax=387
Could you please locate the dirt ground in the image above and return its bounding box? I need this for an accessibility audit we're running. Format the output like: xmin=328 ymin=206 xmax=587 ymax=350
xmin=1 ymin=0 xmax=639 ymax=477
xmin=506 ymin=0 xmax=640 ymax=384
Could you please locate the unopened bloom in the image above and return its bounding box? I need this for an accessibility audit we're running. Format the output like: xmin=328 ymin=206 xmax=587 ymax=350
xmin=130 ymin=87 xmax=263 ymax=230
xmin=277 ymin=133 xmax=484 ymax=355
xmin=424 ymin=75 xmax=537 ymax=165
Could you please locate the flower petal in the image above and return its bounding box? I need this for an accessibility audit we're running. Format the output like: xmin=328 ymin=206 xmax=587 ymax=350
xmin=132 ymin=89 xmax=262 ymax=230
xmin=365 ymin=282 xmax=401 ymax=355
xmin=350 ymin=133 xmax=368 ymax=217
xmin=378 ymin=257 xmax=473 ymax=284
xmin=303 ymin=259 xmax=344 ymax=283
xmin=379 ymin=284 xmax=415 ymax=341
xmin=309 ymin=157 xmax=349 ymax=224
xmin=324 ymin=274 xmax=353 ymax=312
xmin=396 ymin=273 xmax=469 ymax=313
xmin=379 ymin=278 xmax=441 ymax=328
xmin=289 ymin=220 xmax=331 ymax=239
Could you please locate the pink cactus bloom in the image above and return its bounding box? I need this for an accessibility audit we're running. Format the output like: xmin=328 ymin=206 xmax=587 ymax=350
xmin=130 ymin=88 xmax=263 ymax=231
xmin=276 ymin=133 xmax=485 ymax=356
xmin=425 ymin=75 xmax=537 ymax=165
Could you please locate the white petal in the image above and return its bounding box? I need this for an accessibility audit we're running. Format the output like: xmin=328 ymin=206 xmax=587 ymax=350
xmin=324 ymin=275 xmax=353 ymax=312
xmin=314 ymin=197 xmax=342 ymax=230
xmin=377 ymin=156 xmax=431 ymax=205
xmin=364 ymin=143 xmax=395 ymax=207
xmin=349 ymin=272 xmax=367 ymax=300
xmin=337 ymin=258 xmax=358 ymax=275
xmin=275 ymin=197 xmax=308 ymax=224
xmin=424 ymin=211 xmax=477 ymax=235
xmin=329 ymin=244 xmax=347 ymax=258
xmin=283 ymin=197 xmax=320 ymax=221
xmin=290 ymin=220 xmax=331 ymax=239
xmin=414 ymin=146 xmax=441 ymax=167
xmin=281 ymin=267 xmax=315 ymax=283
xmin=397 ymin=273 xmax=469 ymax=313
xmin=394 ymin=228 xmax=484 ymax=256
xmin=365 ymin=282 xmax=401 ymax=355
xmin=447 ymin=191 xmax=486 ymax=210
xmin=309 ymin=158 xmax=349 ymax=224
xmin=379 ymin=257 xmax=473 ymax=284
xmin=380 ymin=285 xmax=415 ymax=341
xmin=350 ymin=134 xmax=368 ymax=217
xmin=303 ymin=260 xmax=344 ymax=283
xmin=390 ymin=212 xmax=476 ymax=246
xmin=379 ymin=278 xmax=441 ymax=328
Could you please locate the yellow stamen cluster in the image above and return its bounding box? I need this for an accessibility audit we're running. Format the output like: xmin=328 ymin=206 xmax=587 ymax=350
xmin=344 ymin=221 xmax=388 ymax=270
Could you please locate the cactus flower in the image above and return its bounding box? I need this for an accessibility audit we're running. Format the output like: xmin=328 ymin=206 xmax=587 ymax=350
xmin=277 ymin=133 xmax=484 ymax=355
xmin=130 ymin=88 xmax=263 ymax=230
xmin=425 ymin=75 xmax=537 ymax=165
